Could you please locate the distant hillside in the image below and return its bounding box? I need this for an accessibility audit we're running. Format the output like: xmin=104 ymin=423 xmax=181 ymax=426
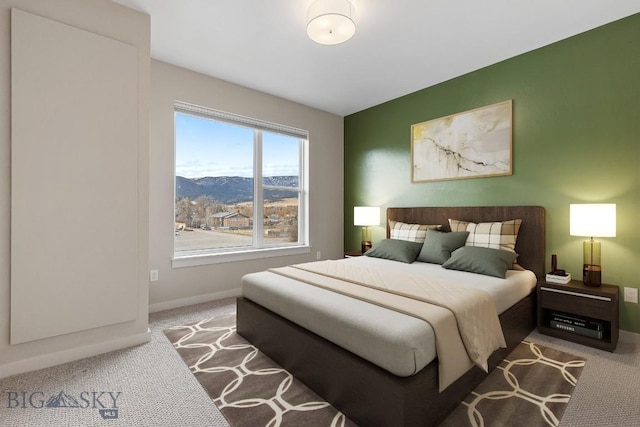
xmin=176 ymin=176 xmax=298 ymax=204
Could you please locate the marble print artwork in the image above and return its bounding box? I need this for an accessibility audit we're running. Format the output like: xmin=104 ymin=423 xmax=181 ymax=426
xmin=412 ymin=100 xmax=512 ymax=182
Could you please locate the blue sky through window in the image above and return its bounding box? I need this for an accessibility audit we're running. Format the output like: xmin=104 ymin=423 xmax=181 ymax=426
xmin=175 ymin=113 xmax=300 ymax=179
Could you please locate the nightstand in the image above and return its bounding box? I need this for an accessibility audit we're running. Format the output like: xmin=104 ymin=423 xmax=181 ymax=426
xmin=537 ymin=280 xmax=619 ymax=352
xmin=344 ymin=250 xmax=363 ymax=258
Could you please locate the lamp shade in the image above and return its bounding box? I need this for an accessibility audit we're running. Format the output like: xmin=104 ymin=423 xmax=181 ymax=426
xmin=307 ymin=0 xmax=356 ymax=45
xmin=570 ymin=204 xmax=616 ymax=237
xmin=354 ymin=206 xmax=380 ymax=226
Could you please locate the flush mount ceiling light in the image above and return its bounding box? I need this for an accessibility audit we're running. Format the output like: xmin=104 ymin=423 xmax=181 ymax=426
xmin=307 ymin=0 xmax=356 ymax=45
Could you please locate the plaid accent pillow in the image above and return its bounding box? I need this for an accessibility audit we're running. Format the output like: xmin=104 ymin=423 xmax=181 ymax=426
xmin=389 ymin=220 xmax=441 ymax=243
xmin=448 ymin=218 xmax=522 ymax=253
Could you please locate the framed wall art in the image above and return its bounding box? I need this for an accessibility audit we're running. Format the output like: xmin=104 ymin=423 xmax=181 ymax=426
xmin=411 ymin=100 xmax=512 ymax=182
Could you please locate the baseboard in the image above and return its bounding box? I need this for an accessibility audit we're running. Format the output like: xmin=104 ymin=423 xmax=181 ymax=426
xmin=149 ymin=288 xmax=241 ymax=313
xmin=0 ymin=329 xmax=151 ymax=380
xmin=619 ymin=329 xmax=640 ymax=344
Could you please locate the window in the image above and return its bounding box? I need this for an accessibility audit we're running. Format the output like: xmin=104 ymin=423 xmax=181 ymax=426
xmin=173 ymin=101 xmax=309 ymax=266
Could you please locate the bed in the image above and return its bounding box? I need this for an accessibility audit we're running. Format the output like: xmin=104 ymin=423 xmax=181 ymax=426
xmin=237 ymin=206 xmax=545 ymax=426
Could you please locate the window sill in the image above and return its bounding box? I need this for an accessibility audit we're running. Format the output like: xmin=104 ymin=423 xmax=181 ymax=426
xmin=172 ymin=245 xmax=311 ymax=268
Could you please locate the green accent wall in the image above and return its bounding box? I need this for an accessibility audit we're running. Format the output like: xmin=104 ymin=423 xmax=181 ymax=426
xmin=344 ymin=14 xmax=640 ymax=332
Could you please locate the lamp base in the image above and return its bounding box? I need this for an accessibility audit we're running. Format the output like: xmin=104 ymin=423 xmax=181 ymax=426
xmin=361 ymin=226 xmax=372 ymax=254
xmin=583 ymin=264 xmax=602 ymax=287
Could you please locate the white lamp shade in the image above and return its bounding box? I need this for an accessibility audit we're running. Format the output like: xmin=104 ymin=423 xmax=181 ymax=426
xmin=307 ymin=0 xmax=356 ymax=45
xmin=354 ymin=206 xmax=380 ymax=226
xmin=570 ymin=204 xmax=616 ymax=237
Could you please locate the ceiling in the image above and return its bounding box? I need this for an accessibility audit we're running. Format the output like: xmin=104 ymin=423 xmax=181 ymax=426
xmin=114 ymin=0 xmax=640 ymax=116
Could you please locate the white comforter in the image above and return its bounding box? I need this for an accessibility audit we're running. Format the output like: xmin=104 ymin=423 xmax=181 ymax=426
xmin=271 ymin=259 xmax=510 ymax=390
xmin=243 ymin=256 xmax=537 ymax=390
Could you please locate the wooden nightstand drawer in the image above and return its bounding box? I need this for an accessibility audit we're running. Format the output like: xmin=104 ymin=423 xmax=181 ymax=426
xmin=539 ymin=286 xmax=613 ymax=320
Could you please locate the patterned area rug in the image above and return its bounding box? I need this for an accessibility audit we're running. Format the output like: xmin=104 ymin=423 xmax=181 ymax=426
xmin=166 ymin=315 xmax=585 ymax=427
xmin=164 ymin=314 xmax=357 ymax=427
xmin=441 ymin=340 xmax=586 ymax=427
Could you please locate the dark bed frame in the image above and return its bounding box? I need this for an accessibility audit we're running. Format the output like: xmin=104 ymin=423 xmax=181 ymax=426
xmin=237 ymin=206 xmax=545 ymax=426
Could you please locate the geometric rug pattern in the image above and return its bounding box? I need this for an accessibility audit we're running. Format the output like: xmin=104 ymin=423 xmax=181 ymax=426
xmin=164 ymin=314 xmax=357 ymax=427
xmin=441 ymin=340 xmax=586 ymax=427
xmin=166 ymin=314 xmax=586 ymax=427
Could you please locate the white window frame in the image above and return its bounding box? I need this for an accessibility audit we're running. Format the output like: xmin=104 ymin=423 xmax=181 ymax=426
xmin=172 ymin=101 xmax=310 ymax=268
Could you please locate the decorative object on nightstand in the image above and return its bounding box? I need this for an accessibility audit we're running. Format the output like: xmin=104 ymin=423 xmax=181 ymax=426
xmin=546 ymin=254 xmax=571 ymax=284
xmin=569 ymin=204 xmax=616 ymax=287
xmin=354 ymin=206 xmax=380 ymax=254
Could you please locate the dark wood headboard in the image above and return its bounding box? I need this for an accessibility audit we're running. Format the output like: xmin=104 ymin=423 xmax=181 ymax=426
xmin=387 ymin=206 xmax=546 ymax=279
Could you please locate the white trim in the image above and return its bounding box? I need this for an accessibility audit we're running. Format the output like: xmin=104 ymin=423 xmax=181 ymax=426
xmin=0 ymin=329 xmax=151 ymax=380
xmin=254 ymin=130 xmax=264 ymax=247
xmin=174 ymin=101 xmax=308 ymax=139
xmin=172 ymin=245 xmax=311 ymax=268
xmin=149 ymin=288 xmax=242 ymax=313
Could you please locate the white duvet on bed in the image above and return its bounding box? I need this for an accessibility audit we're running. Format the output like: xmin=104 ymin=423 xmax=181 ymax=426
xmin=343 ymin=256 xmax=537 ymax=314
xmin=241 ymin=256 xmax=536 ymax=379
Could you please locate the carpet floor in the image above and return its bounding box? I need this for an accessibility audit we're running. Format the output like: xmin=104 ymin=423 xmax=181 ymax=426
xmin=165 ymin=313 xmax=585 ymax=427
xmin=2 ymin=298 xmax=639 ymax=426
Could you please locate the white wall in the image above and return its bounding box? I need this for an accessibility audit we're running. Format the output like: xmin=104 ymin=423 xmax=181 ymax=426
xmin=0 ymin=0 xmax=150 ymax=377
xmin=149 ymin=60 xmax=344 ymax=311
xmin=0 ymin=0 xmax=343 ymax=377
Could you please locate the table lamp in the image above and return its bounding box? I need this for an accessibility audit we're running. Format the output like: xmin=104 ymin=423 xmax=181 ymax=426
xmin=354 ymin=206 xmax=380 ymax=253
xmin=569 ymin=204 xmax=616 ymax=286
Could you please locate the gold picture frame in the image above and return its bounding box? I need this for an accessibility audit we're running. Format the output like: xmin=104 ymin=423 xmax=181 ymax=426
xmin=411 ymin=100 xmax=513 ymax=183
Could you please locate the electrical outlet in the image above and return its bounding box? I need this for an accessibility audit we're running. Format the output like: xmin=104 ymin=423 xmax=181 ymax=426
xmin=623 ymin=287 xmax=638 ymax=304
xmin=150 ymin=269 xmax=159 ymax=282
xmin=316 ymin=251 xmax=321 ymax=260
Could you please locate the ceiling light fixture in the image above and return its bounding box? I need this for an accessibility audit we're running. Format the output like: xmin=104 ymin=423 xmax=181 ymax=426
xmin=306 ymin=0 xmax=356 ymax=45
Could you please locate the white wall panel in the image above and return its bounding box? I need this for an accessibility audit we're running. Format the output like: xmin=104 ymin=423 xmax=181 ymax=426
xmin=11 ymin=9 xmax=139 ymax=344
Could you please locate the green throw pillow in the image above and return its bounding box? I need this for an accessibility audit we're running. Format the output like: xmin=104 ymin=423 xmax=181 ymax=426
xmin=442 ymin=246 xmax=518 ymax=278
xmin=365 ymin=239 xmax=423 ymax=263
xmin=417 ymin=230 xmax=470 ymax=264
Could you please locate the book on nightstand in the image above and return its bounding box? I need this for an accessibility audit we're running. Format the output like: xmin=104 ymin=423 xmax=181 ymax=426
xmin=545 ymin=272 xmax=572 ymax=284
xmin=551 ymin=312 xmax=603 ymax=331
xmin=550 ymin=320 xmax=603 ymax=340
xmin=550 ymin=311 xmax=604 ymax=339
xmin=546 ymin=254 xmax=571 ymax=284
